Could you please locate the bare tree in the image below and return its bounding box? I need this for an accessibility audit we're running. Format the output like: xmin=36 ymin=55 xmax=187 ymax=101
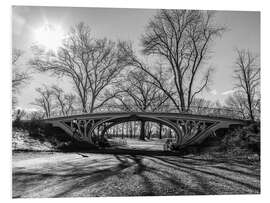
xmin=116 ymin=70 xmax=169 ymax=111
xmin=30 ymin=22 xmax=126 ymax=113
xmin=233 ymin=49 xmax=260 ymax=120
xmin=112 ymin=69 xmax=171 ymax=140
xmin=12 ymin=108 xmax=27 ymax=123
xmin=191 ymin=97 xmax=213 ymax=108
xmin=25 ymin=111 xmax=44 ymax=120
xmin=64 ymin=94 xmax=77 ymax=115
xmin=51 ymin=85 xmax=76 ymax=116
xmin=12 ymin=49 xmax=30 ymax=108
xmin=31 ymin=85 xmax=55 ymax=118
xmin=118 ymin=44 xmax=177 ymax=109
xmin=131 ymin=10 xmax=225 ymax=111
xmin=190 ymin=97 xmax=214 ymax=114
xmin=225 ymin=91 xmax=248 ymax=119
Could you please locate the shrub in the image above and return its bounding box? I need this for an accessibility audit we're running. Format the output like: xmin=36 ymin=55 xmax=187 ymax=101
xmin=177 ymin=122 xmax=260 ymax=156
xmin=219 ymin=122 xmax=260 ymax=154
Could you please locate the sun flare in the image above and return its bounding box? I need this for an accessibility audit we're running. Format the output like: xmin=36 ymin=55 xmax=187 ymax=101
xmin=34 ymin=23 xmax=64 ymax=51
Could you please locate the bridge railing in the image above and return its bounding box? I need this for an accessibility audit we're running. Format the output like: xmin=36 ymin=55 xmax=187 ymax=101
xmin=45 ymin=104 xmax=247 ymax=120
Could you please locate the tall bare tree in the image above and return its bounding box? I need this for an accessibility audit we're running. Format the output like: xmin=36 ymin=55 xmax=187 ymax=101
xmin=118 ymin=43 xmax=177 ymax=109
xmin=190 ymin=97 xmax=215 ymax=114
xmin=51 ymin=85 xmax=76 ymax=116
xmin=12 ymin=49 xmax=30 ymax=108
xmin=26 ymin=111 xmax=44 ymax=120
xmin=30 ymin=22 xmax=126 ymax=113
xmin=112 ymin=69 xmax=171 ymax=140
xmin=131 ymin=10 xmax=225 ymax=111
xmin=64 ymin=94 xmax=77 ymax=115
xmin=233 ymin=49 xmax=260 ymax=120
xmin=31 ymin=85 xmax=55 ymax=118
xmin=115 ymin=70 xmax=170 ymax=111
xmin=225 ymin=91 xmax=248 ymax=119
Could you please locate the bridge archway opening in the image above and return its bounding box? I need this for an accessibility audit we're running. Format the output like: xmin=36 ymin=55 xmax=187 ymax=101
xmin=89 ymin=115 xmax=182 ymax=151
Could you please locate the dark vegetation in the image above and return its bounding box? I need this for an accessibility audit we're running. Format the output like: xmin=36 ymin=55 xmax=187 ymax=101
xmin=180 ymin=122 xmax=260 ymax=158
xmin=12 ymin=118 xmax=97 ymax=152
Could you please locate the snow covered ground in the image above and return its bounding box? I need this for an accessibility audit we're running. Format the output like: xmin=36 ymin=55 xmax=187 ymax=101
xmin=12 ymin=130 xmax=55 ymax=151
xmin=13 ymin=151 xmax=260 ymax=197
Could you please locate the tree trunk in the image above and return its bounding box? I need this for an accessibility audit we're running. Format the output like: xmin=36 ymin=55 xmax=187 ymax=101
xmin=82 ymin=106 xmax=87 ymax=113
xmin=129 ymin=122 xmax=133 ymax=138
xmin=97 ymin=125 xmax=100 ymax=137
xmin=147 ymin=122 xmax=152 ymax=139
xmin=121 ymin=123 xmax=124 ymax=139
xmin=159 ymin=123 xmax=162 ymax=139
xmin=89 ymin=96 xmax=95 ymax=113
xmin=247 ymin=94 xmax=255 ymax=120
xmin=139 ymin=120 xmax=146 ymax=140
xmin=133 ymin=122 xmax=136 ymax=138
xmin=113 ymin=128 xmax=116 ymax=137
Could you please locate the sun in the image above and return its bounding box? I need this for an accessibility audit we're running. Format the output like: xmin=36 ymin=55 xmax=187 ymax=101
xmin=34 ymin=23 xmax=64 ymax=52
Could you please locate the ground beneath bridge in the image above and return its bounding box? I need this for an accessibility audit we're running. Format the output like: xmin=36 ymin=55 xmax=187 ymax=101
xmin=12 ymin=151 xmax=260 ymax=198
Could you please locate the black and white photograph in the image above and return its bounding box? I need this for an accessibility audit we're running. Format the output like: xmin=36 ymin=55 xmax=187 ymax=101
xmin=10 ymin=3 xmax=261 ymax=199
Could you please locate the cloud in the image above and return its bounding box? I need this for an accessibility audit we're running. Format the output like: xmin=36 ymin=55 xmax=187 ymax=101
xmin=221 ymin=89 xmax=236 ymax=95
xmin=12 ymin=11 xmax=26 ymax=36
xmin=210 ymin=89 xmax=218 ymax=95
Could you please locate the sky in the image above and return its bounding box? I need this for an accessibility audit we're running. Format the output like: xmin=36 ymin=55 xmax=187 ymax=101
xmin=12 ymin=6 xmax=260 ymax=110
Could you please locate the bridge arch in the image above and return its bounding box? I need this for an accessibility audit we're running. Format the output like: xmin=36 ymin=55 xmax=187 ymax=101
xmin=88 ymin=114 xmax=183 ymax=145
xmin=44 ymin=111 xmax=247 ymax=148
